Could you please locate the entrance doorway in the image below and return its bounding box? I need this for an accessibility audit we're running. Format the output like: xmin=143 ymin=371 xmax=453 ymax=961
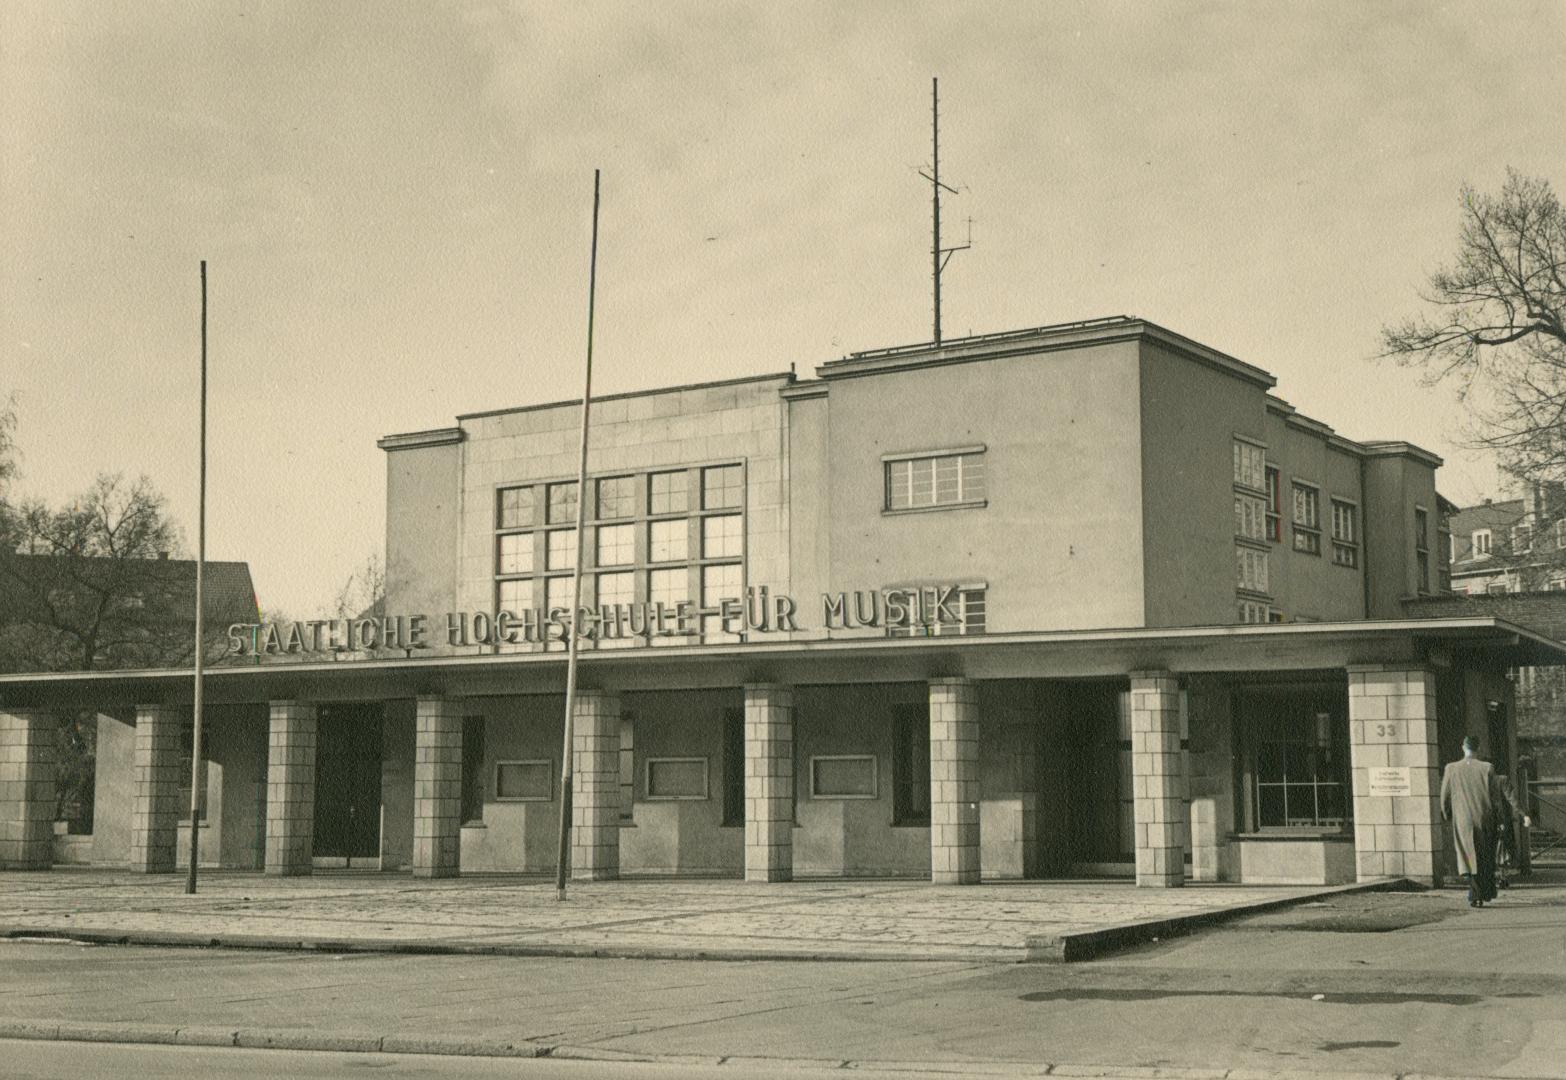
xmin=313 ymin=703 xmax=384 ymax=868
xmin=1063 ymin=682 xmax=1134 ymax=873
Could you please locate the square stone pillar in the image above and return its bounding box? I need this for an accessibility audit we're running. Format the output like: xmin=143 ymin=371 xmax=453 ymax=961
xmin=0 ymin=710 xmax=56 ymax=870
xmin=929 ymin=677 xmax=980 ymax=885
xmin=1130 ymin=672 xmax=1186 ymax=887
xmin=265 ymin=701 xmax=317 ymax=876
xmin=129 ymin=704 xmax=182 ymax=873
xmin=414 ymin=696 xmax=464 ymax=878
xmin=1348 ymin=666 xmax=1442 ymax=886
xmin=571 ymin=689 xmax=621 ymax=881
xmin=744 ymin=684 xmax=794 ymax=882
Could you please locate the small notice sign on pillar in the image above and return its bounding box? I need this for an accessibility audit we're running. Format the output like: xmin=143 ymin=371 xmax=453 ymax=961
xmin=1368 ymin=766 xmax=1412 ymax=797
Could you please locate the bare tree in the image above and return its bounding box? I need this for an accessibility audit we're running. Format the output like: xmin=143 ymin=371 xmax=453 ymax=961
xmin=1383 ymin=170 xmax=1566 ymax=478
xmin=334 ymin=552 xmax=386 ymax=622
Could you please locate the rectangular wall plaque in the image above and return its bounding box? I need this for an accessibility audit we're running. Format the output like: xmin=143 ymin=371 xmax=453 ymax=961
xmin=1368 ymin=766 xmax=1412 ymax=797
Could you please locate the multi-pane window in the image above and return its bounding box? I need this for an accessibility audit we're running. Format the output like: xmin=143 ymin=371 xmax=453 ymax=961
xmin=597 ymin=570 xmax=634 ymax=607
xmin=702 ymin=514 xmax=743 ymax=559
xmin=1233 ymin=440 xmax=1266 ymax=491
xmin=892 ymin=702 xmax=931 ymax=826
xmin=547 ymin=481 xmax=578 ymax=525
xmin=649 ymin=470 xmax=688 ymax=515
xmin=1238 ymin=599 xmax=1271 ymax=624
xmin=1237 ymin=546 xmax=1270 ymax=594
xmin=1415 ymin=507 xmax=1430 ymax=594
xmin=1472 ymin=529 xmax=1492 ymax=556
xmin=596 ymin=523 xmax=634 ymax=567
xmin=701 ymin=563 xmax=743 ymax=642
xmin=1511 ymin=523 xmax=1532 ymax=554
xmin=703 ymin=464 xmax=743 ymax=510
xmin=648 ymin=567 xmax=688 ymax=609
xmin=494 ymin=464 xmax=745 ymax=651
xmin=1330 ymin=500 xmax=1358 ymax=568
xmin=1264 ymin=466 xmax=1282 ymax=541
xmin=1253 ymin=710 xmax=1347 ymax=830
xmin=546 ymin=528 xmax=577 ymax=571
xmin=618 ymin=716 xmax=635 ymax=820
xmin=498 ymin=486 xmax=535 ymax=529
xmin=885 ymin=451 xmax=986 ymax=511
xmin=649 ymin=519 xmax=687 ymax=563
xmin=498 ymin=578 xmax=532 ymax=613
xmin=886 ymin=587 xmax=987 ymax=637
xmin=596 ymin=476 xmax=635 ymax=520
xmin=498 ymin=532 xmax=533 ymax=575
xmin=1235 ymin=494 xmax=1267 ymax=541
xmin=1292 ymin=483 xmax=1321 ymax=555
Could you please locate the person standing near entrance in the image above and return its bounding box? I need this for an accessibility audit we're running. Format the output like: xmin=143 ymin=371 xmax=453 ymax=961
xmin=1440 ymin=735 xmax=1506 ymax=907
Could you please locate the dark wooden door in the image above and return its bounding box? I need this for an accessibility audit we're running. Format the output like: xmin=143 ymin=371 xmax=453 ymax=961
xmin=313 ymin=704 xmax=383 ymax=860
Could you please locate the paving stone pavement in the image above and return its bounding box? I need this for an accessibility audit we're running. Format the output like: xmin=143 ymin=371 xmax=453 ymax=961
xmin=0 ymin=869 xmax=1386 ymax=960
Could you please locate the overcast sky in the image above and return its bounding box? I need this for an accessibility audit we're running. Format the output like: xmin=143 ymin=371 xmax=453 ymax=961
xmin=4 ymin=1 xmax=1564 ymax=617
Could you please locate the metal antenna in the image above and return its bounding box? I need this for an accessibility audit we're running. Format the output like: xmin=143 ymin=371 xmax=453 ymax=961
xmin=919 ymin=77 xmax=969 ymax=344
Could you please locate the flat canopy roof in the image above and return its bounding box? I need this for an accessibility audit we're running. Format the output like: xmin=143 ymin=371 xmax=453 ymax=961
xmin=0 ymin=618 xmax=1560 ymax=710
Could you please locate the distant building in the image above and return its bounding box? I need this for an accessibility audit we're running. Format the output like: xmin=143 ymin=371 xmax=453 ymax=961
xmin=3 ymin=318 xmax=1560 ymax=886
xmin=1447 ymin=484 xmax=1566 ymax=596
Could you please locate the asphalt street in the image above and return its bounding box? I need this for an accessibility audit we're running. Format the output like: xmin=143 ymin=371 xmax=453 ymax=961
xmin=3 ymin=874 xmax=1564 ymax=1079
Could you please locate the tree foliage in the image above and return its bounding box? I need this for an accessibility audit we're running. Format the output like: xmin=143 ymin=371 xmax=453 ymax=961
xmin=0 ymin=473 xmax=195 ymax=673
xmin=1383 ymin=169 xmax=1566 ymax=479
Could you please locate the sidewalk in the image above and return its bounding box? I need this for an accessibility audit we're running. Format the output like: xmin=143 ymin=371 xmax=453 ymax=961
xmin=0 ymin=868 xmax=1405 ymax=962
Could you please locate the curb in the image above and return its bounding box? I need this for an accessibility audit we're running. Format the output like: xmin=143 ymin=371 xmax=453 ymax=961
xmin=1025 ymin=877 xmax=1416 ymax=962
xmin=0 ymin=927 xmax=1011 ymax=964
xmin=0 ymin=1019 xmax=1540 ymax=1079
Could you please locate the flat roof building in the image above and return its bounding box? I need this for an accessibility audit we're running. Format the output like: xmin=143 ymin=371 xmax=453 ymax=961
xmin=4 ymin=317 xmax=1560 ymax=888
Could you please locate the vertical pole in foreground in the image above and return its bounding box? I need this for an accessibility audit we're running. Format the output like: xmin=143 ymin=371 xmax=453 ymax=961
xmin=555 ymin=171 xmax=602 ymax=901
xmin=185 ymin=260 xmax=208 ymax=894
xmin=932 ymin=76 xmax=941 ymax=345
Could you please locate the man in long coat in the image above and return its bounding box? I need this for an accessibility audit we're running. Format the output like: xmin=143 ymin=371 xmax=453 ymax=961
xmin=1440 ymin=735 xmax=1505 ymax=907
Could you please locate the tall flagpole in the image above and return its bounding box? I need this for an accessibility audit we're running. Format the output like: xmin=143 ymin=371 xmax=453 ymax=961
xmin=555 ymin=170 xmax=601 ymax=901
xmin=185 ymin=260 xmax=208 ymax=895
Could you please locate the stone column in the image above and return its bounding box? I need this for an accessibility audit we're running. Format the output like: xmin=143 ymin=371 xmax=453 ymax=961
xmin=1130 ymin=672 xmax=1186 ymax=887
xmin=744 ymin=684 xmax=794 ymax=883
xmin=0 ymin=710 xmax=56 ymax=870
xmin=265 ymin=701 xmax=317 ymax=876
xmin=413 ymin=696 xmax=463 ymax=878
xmin=929 ymin=677 xmax=980 ymax=885
xmin=1348 ymin=666 xmax=1442 ymax=886
xmin=129 ymin=704 xmax=182 ymax=873
xmin=571 ymin=689 xmax=620 ymax=881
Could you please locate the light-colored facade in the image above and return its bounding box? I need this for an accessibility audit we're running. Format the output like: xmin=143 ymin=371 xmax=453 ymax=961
xmin=4 ymin=318 xmax=1559 ymax=888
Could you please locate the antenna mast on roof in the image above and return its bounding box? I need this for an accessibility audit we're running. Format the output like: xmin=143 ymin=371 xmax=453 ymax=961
xmin=921 ymin=77 xmax=970 ymax=345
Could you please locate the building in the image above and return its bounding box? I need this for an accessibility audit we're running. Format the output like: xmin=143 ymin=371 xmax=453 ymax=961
xmin=3 ymin=317 xmax=1561 ymax=885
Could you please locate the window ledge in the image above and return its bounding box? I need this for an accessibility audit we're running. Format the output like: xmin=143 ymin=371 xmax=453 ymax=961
xmin=882 ymin=500 xmax=988 ymax=518
xmin=460 ymin=822 xmax=487 ymax=830
xmin=1234 ymin=830 xmax=1351 ymax=841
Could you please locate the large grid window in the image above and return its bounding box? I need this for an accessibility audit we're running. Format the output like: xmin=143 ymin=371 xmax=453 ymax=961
xmin=498 ymin=486 xmax=535 ymax=530
xmin=546 ymin=528 xmax=578 ymax=571
xmin=885 ymin=451 xmax=986 ymax=511
xmin=702 ymin=514 xmax=742 ymax=559
xmin=596 ymin=476 xmax=635 ymax=520
xmin=547 ymin=481 xmax=578 ymax=525
xmin=493 ymin=464 xmax=745 ymax=651
xmin=702 ymin=563 xmax=743 ymax=642
xmin=1330 ymin=500 xmax=1358 ymax=568
xmin=1292 ymin=483 xmax=1321 ymax=555
xmin=649 ymin=470 xmax=688 ymax=515
xmin=649 ymin=519 xmax=687 ymax=563
xmin=498 ymin=532 xmax=533 ymax=575
xmin=596 ymin=523 xmax=634 ymax=567
xmin=703 ymin=465 xmax=743 ymax=510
